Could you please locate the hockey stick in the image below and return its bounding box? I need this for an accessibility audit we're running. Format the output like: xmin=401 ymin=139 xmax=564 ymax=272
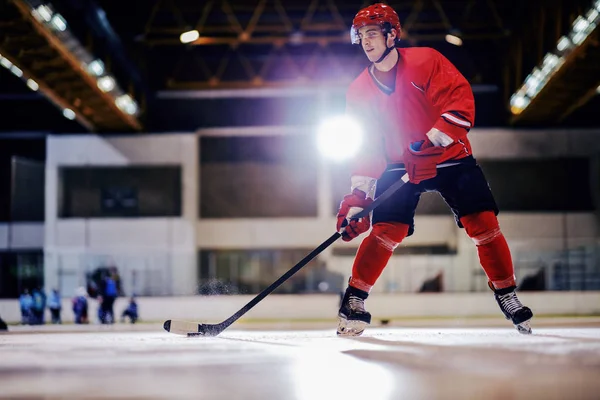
xmin=163 ymin=173 xmax=409 ymax=337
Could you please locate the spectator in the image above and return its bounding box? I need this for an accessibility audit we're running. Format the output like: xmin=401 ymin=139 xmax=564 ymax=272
xmin=72 ymin=287 xmax=89 ymax=324
xmin=0 ymin=315 xmax=6 ymax=331
xmin=97 ymin=296 xmax=105 ymax=323
xmin=19 ymin=289 xmax=33 ymax=325
xmin=121 ymin=296 xmax=138 ymax=324
xmin=100 ymin=272 xmax=119 ymax=324
xmin=108 ymin=265 xmax=122 ymax=296
xmin=31 ymin=287 xmax=46 ymax=325
xmin=48 ymin=289 xmax=62 ymax=324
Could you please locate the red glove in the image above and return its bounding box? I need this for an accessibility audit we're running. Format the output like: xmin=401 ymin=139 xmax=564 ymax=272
xmin=336 ymin=189 xmax=373 ymax=242
xmin=404 ymin=139 xmax=445 ymax=184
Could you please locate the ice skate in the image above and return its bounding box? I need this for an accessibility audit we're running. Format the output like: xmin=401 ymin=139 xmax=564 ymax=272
xmin=337 ymin=287 xmax=371 ymax=337
xmin=490 ymin=283 xmax=533 ymax=334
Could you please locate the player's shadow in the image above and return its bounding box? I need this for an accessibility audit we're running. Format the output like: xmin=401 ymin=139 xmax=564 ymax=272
xmin=341 ymin=334 xmax=600 ymax=370
xmin=340 ymin=335 xmax=511 ymax=371
xmin=528 ymin=333 xmax=600 ymax=343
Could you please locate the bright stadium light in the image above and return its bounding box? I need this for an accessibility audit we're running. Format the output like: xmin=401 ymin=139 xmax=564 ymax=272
xmin=50 ymin=14 xmax=67 ymax=32
xmin=32 ymin=5 xmax=53 ymax=22
xmin=180 ymin=30 xmax=199 ymax=44
xmin=0 ymin=56 xmax=12 ymax=69
xmin=62 ymin=108 xmax=76 ymax=120
xmin=26 ymin=79 xmax=39 ymax=91
xmin=87 ymin=59 xmax=105 ymax=77
xmin=510 ymin=93 xmax=530 ymax=115
xmin=316 ymin=115 xmax=363 ymax=161
xmin=97 ymin=76 xmax=116 ymax=92
xmin=115 ymin=94 xmax=139 ymax=115
xmin=556 ymin=36 xmax=573 ymax=52
xmin=9 ymin=65 xmax=23 ymax=78
xmin=445 ymin=33 xmax=462 ymax=46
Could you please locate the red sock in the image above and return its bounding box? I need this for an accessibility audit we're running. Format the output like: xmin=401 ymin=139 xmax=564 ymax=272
xmin=349 ymin=222 xmax=409 ymax=292
xmin=461 ymin=212 xmax=515 ymax=289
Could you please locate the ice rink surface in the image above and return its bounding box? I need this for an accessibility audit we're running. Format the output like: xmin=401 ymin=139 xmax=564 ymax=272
xmin=1 ymin=321 xmax=600 ymax=400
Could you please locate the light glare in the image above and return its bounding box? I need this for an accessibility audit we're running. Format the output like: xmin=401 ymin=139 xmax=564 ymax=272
xmin=63 ymin=108 xmax=76 ymax=120
xmin=34 ymin=5 xmax=53 ymax=22
xmin=557 ymin=36 xmax=572 ymax=51
xmin=10 ymin=65 xmax=23 ymax=77
xmin=180 ymin=30 xmax=200 ymax=44
xmin=541 ymin=54 xmax=562 ymax=77
xmin=26 ymin=79 xmax=39 ymax=91
xmin=571 ymin=31 xmax=587 ymax=45
xmin=115 ymin=94 xmax=139 ymax=115
xmin=524 ymin=73 xmax=541 ymax=97
xmin=573 ymin=16 xmax=590 ymax=33
xmin=97 ymin=76 xmax=116 ymax=92
xmin=510 ymin=94 xmax=530 ymax=115
xmin=0 ymin=57 xmax=12 ymax=69
xmin=87 ymin=59 xmax=105 ymax=76
xmin=51 ymin=14 xmax=67 ymax=31
xmin=317 ymin=115 xmax=363 ymax=161
xmin=445 ymin=34 xmax=462 ymax=46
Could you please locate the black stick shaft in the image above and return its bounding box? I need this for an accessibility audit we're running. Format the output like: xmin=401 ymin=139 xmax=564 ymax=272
xmin=219 ymin=232 xmax=341 ymax=330
xmin=351 ymin=174 xmax=408 ymax=220
xmin=215 ymin=174 xmax=408 ymax=331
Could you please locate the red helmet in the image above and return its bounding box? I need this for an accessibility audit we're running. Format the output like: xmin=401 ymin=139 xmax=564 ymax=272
xmin=351 ymin=3 xmax=402 ymax=45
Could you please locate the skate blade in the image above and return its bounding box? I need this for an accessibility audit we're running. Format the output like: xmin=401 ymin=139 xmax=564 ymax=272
xmin=515 ymin=319 xmax=532 ymax=335
xmin=337 ymin=317 xmax=367 ymax=337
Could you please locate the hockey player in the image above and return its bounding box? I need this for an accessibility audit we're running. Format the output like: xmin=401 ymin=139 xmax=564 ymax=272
xmin=336 ymin=3 xmax=533 ymax=336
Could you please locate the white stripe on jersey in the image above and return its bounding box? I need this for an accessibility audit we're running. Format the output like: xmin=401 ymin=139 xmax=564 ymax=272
xmin=411 ymin=82 xmax=425 ymax=93
xmin=427 ymin=128 xmax=454 ymax=147
xmin=387 ymin=162 xmax=461 ymax=172
xmin=441 ymin=112 xmax=471 ymax=127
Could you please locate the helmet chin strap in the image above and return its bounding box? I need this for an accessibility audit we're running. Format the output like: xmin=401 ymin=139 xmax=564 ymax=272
xmin=374 ymin=35 xmax=394 ymax=64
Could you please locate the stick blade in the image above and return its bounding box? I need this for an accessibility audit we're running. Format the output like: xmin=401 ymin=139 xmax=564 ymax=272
xmin=163 ymin=319 xmax=202 ymax=335
xmin=187 ymin=324 xmax=224 ymax=337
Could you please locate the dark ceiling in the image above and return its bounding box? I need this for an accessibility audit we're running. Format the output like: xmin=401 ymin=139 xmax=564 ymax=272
xmin=0 ymin=0 xmax=598 ymax=134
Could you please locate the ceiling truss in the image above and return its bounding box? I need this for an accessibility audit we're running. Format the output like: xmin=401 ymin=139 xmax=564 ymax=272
xmin=140 ymin=0 xmax=513 ymax=90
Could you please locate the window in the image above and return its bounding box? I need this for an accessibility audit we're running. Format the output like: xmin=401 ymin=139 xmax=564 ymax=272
xmin=59 ymin=166 xmax=181 ymax=218
xmin=10 ymin=157 xmax=45 ymax=221
xmin=200 ymin=135 xmax=318 ymax=218
xmin=198 ymin=249 xmax=343 ymax=295
xmin=0 ymin=251 xmax=44 ymax=299
xmin=479 ymin=158 xmax=593 ymax=211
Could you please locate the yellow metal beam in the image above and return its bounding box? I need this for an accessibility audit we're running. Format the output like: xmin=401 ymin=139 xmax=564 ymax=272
xmin=510 ymin=25 xmax=600 ymax=125
xmin=10 ymin=0 xmax=142 ymax=131
xmin=0 ymin=48 xmax=95 ymax=131
xmin=0 ymin=0 xmax=143 ymax=131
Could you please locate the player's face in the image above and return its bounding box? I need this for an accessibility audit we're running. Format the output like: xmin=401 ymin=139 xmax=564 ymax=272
xmin=358 ymin=25 xmax=386 ymax=62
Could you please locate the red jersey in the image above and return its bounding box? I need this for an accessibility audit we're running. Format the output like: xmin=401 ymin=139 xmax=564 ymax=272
xmin=345 ymin=47 xmax=475 ymax=179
